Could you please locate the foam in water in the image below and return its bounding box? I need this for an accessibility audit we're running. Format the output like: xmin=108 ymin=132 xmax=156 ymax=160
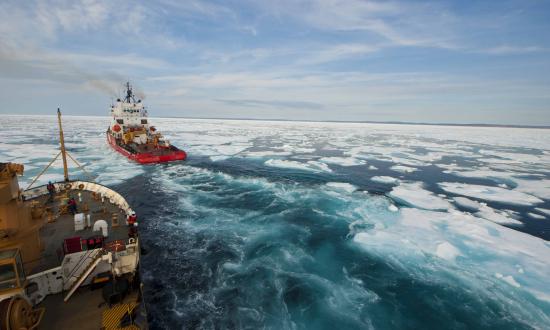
xmin=264 ymin=159 xmax=332 ymax=173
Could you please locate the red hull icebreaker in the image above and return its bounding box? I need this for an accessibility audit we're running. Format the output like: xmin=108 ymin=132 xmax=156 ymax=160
xmin=107 ymin=134 xmax=186 ymax=164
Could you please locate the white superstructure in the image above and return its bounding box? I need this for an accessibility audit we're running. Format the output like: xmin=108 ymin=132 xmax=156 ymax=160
xmin=108 ymin=82 xmax=172 ymax=148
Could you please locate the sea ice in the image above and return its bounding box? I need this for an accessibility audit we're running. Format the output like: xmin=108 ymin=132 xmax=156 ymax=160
xmin=281 ymin=144 xmax=316 ymax=154
xmin=388 ymin=182 xmax=452 ymax=211
xmin=479 ymin=149 xmax=544 ymax=164
xmin=513 ymin=179 xmax=550 ymax=200
xmin=495 ymin=273 xmax=521 ymax=288
xmin=326 ymin=182 xmax=357 ymax=193
xmin=528 ymin=213 xmax=545 ymax=220
xmin=534 ymin=208 xmax=550 ymax=216
xmin=370 ymin=176 xmax=400 ymax=185
xmin=475 ymin=206 xmax=523 ymax=226
xmin=390 ymin=165 xmax=418 ymax=173
xmin=319 ymin=157 xmax=366 ymax=166
xmin=388 ymin=204 xmax=399 ymax=212
xmin=452 ymin=197 xmax=522 ymax=225
xmin=436 ymin=242 xmax=461 ymax=261
xmin=446 ymin=168 xmax=516 ymax=185
xmin=452 ymin=197 xmax=481 ymax=210
xmin=439 ymin=182 xmax=543 ymax=206
xmin=354 ymin=208 xmax=549 ymax=303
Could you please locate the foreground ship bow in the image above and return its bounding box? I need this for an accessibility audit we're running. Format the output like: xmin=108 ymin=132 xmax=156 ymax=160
xmin=0 ymin=110 xmax=147 ymax=329
xmin=107 ymin=82 xmax=186 ymax=164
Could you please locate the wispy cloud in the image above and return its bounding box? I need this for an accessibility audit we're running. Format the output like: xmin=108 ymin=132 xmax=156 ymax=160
xmin=476 ymin=45 xmax=544 ymax=55
xmin=253 ymin=0 xmax=460 ymax=49
xmin=215 ymin=99 xmax=324 ymax=110
xmin=0 ymin=0 xmax=549 ymax=124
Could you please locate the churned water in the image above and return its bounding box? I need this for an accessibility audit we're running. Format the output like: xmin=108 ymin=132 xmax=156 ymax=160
xmin=1 ymin=115 xmax=550 ymax=329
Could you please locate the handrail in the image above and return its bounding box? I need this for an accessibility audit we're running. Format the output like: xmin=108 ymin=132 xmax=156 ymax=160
xmin=65 ymin=249 xmax=99 ymax=280
xmin=22 ymin=180 xmax=134 ymax=215
xmin=63 ymin=251 xmax=105 ymax=302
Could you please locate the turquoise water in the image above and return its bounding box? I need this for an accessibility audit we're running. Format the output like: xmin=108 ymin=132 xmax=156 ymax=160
xmin=126 ymin=159 xmax=549 ymax=329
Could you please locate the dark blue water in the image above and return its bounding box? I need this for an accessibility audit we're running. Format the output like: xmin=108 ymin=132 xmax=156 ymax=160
xmin=115 ymin=156 xmax=550 ymax=329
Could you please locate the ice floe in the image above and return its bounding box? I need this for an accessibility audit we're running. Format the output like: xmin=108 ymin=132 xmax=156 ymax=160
xmin=534 ymin=208 xmax=550 ymax=216
xmin=435 ymin=242 xmax=461 ymax=261
xmin=370 ymin=176 xmax=400 ymax=185
xmin=452 ymin=197 xmax=521 ymax=225
xmin=475 ymin=206 xmax=523 ymax=226
xmin=281 ymin=144 xmax=316 ymax=154
xmin=387 ymin=204 xmax=399 ymax=212
xmin=439 ymin=182 xmax=543 ymax=206
xmin=495 ymin=273 xmax=521 ymax=288
xmin=326 ymin=182 xmax=357 ymax=193
xmin=528 ymin=213 xmax=545 ymax=220
xmin=318 ymin=157 xmax=366 ymax=166
xmin=513 ymin=179 xmax=550 ymax=201
xmin=452 ymin=197 xmax=482 ymax=211
xmin=388 ymin=182 xmax=452 ymax=211
xmin=354 ymin=207 xmax=550 ymax=303
xmin=390 ymin=165 xmax=417 ymax=173
xmin=445 ymin=168 xmax=517 ymax=185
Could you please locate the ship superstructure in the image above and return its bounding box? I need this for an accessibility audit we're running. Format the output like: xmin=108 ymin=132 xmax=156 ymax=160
xmin=107 ymin=82 xmax=187 ymax=163
xmin=0 ymin=110 xmax=147 ymax=329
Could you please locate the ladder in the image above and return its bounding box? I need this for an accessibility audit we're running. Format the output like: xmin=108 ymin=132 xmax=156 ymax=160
xmin=63 ymin=249 xmax=106 ymax=302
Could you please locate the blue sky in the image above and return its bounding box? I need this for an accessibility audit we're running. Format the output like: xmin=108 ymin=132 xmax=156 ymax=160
xmin=0 ymin=0 xmax=549 ymax=125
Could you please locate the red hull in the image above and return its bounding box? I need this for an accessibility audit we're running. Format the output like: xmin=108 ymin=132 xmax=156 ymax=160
xmin=107 ymin=134 xmax=186 ymax=164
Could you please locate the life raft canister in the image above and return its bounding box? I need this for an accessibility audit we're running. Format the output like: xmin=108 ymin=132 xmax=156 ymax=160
xmin=113 ymin=124 xmax=121 ymax=132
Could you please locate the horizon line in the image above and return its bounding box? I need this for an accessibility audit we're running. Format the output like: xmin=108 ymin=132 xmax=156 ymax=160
xmin=2 ymin=113 xmax=549 ymax=130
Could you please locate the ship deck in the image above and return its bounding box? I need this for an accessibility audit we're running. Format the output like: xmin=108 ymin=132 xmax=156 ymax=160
xmin=27 ymin=189 xmax=131 ymax=274
xmin=126 ymin=142 xmax=181 ymax=156
xmin=38 ymin=285 xmax=145 ymax=330
xmin=22 ymin=187 xmax=147 ymax=329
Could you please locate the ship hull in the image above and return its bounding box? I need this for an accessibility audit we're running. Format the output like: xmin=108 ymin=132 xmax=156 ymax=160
xmin=107 ymin=133 xmax=186 ymax=164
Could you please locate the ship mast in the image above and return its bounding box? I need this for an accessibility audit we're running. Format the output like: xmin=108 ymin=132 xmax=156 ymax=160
xmin=57 ymin=108 xmax=70 ymax=182
xmin=25 ymin=109 xmax=95 ymax=189
xmin=124 ymin=81 xmax=134 ymax=103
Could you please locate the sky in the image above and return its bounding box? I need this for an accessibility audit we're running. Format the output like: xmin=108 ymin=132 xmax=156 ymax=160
xmin=0 ymin=0 xmax=549 ymax=125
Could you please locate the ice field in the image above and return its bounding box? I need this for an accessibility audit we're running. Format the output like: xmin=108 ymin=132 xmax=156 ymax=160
xmin=1 ymin=115 xmax=549 ymax=329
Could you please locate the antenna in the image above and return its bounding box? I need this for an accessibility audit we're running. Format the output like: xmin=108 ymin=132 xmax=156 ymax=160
xmin=124 ymin=81 xmax=135 ymax=103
